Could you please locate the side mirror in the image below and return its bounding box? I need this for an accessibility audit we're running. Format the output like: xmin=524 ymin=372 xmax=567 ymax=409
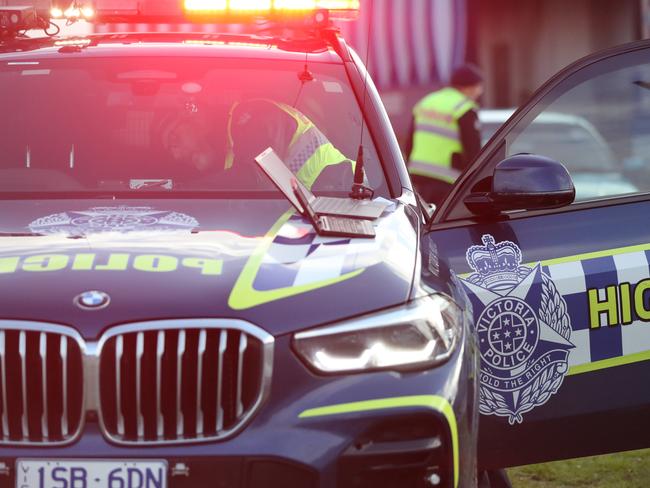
xmin=464 ymin=154 xmax=575 ymax=215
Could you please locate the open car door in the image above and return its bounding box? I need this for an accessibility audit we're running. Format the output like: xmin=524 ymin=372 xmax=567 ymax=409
xmin=425 ymin=39 xmax=650 ymax=468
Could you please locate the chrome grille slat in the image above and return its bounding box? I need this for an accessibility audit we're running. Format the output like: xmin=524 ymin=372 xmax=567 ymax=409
xmin=19 ymin=331 xmax=28 ymax=439
xmin=216 ymin=329 xmax=227 ymax=433
xmin=60 ymin=336 xmax=68 ymax=437
xmin=115 ymin=335 xmax=124 ymax=437
xmin=176 ymin=330 xmax=185 ymax=438
xmin=0 ymin=324 xmax=83 ymax=446
xmin=196 ymin=329 xmax=206 ymax=436
xmin=97 ymin=320 xmax=273 ymax=445
xmin=0 ymin=331 xmax=8 ymax=439
xmin=0 ymin=320 xmax=273 ymax=446
xmin=236 ymin=333 xmax=247 ymax=418
xmin=155 ymin=331 xmax=164 ymax=438
xmin=135 ymin=332 xmax=144 ymax=439
xmin=40 ymin=333 xmax=48 ymax=439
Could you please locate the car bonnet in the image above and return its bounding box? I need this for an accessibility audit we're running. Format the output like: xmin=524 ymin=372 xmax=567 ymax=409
xmin=0 ymin=199 xmax=417 ymax=338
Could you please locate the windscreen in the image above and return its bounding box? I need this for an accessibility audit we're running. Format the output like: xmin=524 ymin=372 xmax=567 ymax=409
xmin=0 ymin=56 xmax=386 ymax=197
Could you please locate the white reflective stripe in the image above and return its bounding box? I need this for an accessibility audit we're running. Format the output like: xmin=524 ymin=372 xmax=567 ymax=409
xmin=409 ymin=161 xmax=461 ymax=181
xmin=415 ymin=108 xmax=454 ymax=124
xmin=285 ymin=125 xmax=329 ymax=174
xmin=415 ymin=123 xmax=459 ymax=141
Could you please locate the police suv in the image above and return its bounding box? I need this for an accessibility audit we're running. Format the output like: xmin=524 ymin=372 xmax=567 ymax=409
xmin=1 ymin=1 xmax=649 ymax=488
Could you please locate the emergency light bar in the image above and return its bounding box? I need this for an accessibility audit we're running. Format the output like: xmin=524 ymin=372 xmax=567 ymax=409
xmin=184 ymin=0 xmax=359 ymax=14
xmin=93 ymin=0 xmax=359 ymax=22
xmin=1 ymin=0 xmax=359 ymax=36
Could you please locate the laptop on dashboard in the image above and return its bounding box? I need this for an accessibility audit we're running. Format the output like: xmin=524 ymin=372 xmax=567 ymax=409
xmin=291 ymin=179 xmax=375 ymax=238
xmin=254 ymin=147 xmax=388 ymax=220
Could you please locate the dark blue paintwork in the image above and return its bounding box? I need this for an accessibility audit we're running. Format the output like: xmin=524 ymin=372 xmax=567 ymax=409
xmin=0 ymin=32 xmax=478 ymax=488
xmin=425 ymin=37 xmax=650 ymax=470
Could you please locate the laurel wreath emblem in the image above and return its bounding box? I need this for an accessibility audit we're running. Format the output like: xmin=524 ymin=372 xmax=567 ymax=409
xmin=478 ymin=270 xmax=572 ymax=425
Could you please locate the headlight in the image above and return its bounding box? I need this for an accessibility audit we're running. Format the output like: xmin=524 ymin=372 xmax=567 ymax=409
xmin=292 ymin=294 xmax=462 ymax=374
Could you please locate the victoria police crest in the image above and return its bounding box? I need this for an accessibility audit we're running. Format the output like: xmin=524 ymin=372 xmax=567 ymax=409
xmin=460 ymin=235 xmax=574 ymax=424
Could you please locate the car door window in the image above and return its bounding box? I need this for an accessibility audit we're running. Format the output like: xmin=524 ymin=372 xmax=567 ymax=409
xmin=505 ymin=62 xmax=650 ymax=202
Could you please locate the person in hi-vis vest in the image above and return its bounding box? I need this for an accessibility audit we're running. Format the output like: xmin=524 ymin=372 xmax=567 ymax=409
xmin=406 ymin=64 xmax=484 ymax=206
xmin=161 ymin=99 xmax=353 ymax=190
xmin=228 ymin=99 xmax=353 ymax=190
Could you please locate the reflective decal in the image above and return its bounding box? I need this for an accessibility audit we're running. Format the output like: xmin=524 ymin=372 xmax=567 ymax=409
xmin=28 ymin=206 xmax=199 ymax=234
xmin=540 ymin=244 xmax=650 ymax=376
xmin=462 ymin=242 xmax=650 ymax=378
xmin=22 ymin=254 xmax=69 ymax=272
xmin=460 ymin=235 xmax=574 ymax=425
xmin=228 ymin=206 xmax=411 ymax=310
xmin=588 ymin=280 xmax=650 ymax=328
xmin=298 ymin=395 xmax=458 ymax=488
xmin=0 ymin=253 xmax=222 ymax=276
xmin=133 ymin=255 xmax=179 ymax=273
xmin=228 ymin=211 xmax=365 ymax=311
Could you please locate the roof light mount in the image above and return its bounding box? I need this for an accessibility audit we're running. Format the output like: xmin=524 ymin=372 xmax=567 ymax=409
xmin=0 ymin=3 xmax=53 ymax=40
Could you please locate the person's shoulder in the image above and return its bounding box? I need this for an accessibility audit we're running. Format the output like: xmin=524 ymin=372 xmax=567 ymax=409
xmin=415 ymin=86 xmax=448 ymax=106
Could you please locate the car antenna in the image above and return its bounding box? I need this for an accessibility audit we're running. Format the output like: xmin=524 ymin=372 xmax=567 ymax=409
xmin=349 ymin=0 xmax=374 ymax=200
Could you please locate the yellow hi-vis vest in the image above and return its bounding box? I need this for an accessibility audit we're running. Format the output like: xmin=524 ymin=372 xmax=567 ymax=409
xmin=408 ymin=87 xmax=477 ymax=183
xmin=226 ymin=101 xmax=352 ymax=189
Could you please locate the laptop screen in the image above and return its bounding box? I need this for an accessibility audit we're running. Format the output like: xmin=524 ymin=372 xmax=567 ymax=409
xmin=291 ymin=179 xmax=321 ymax=228
xmin=254 ymin=147 xmax=314 ymax=213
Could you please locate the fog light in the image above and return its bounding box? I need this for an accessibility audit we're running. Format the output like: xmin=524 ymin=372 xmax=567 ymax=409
xmin=424 ymin=469 xmax=441 ymax=486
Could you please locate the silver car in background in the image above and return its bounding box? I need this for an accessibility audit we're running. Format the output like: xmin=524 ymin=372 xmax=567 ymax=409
xmin=479 ymin=109 xmax=638 ymax=200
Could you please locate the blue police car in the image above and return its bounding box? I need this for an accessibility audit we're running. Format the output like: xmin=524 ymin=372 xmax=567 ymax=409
xmin=0 ymin=1 xmax=649 ymax=488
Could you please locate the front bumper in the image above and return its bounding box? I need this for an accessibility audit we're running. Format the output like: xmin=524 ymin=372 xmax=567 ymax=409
xmin=0 ymin=334 xmax=477 ymax=488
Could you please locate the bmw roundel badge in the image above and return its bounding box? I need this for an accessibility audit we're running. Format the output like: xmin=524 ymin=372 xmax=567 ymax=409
xmin=75 ymin=290 xmax=111 ymax=310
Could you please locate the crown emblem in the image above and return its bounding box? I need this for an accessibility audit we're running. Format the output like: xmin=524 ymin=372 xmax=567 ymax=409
xmin=466 ymin=235 xmax=521 ymax=290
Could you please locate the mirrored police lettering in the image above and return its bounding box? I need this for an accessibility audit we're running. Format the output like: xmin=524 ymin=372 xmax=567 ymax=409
xmin=0 ymin=253 xmax=223 ymax=276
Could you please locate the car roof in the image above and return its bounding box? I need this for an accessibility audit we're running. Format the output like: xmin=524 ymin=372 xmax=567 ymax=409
xmin=478 ymin=108 xmax=601 ymax=126
xmin=0 ymin=32 xmax=344 ymax=63
xmin=478 ymin=108 xmax=607 ymax=136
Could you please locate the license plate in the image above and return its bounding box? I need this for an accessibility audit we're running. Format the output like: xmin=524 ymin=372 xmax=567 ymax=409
xmin=16 ymin=459 xmax=167 ymax=488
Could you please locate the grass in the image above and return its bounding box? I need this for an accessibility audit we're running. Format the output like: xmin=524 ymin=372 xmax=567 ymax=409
xmin=508 ymin=449 xmax=650 ymax=488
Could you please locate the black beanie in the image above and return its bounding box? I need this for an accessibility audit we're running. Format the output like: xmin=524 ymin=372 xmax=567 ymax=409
xmin=451 ymin=63 xmax=483 ymax=87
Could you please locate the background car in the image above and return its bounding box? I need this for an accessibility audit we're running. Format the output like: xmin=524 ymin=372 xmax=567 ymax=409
xmin=479 ymin=109 xmax=639 ymax=200
xmin=432 ymin=37 xmax=650 ymax=472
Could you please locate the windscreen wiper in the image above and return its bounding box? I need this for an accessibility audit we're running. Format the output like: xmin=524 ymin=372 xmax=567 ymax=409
xmin=0 ymin=232 xmax=86 ymax=239
xmin=130 ymin=179 xmax=173 ymax=190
